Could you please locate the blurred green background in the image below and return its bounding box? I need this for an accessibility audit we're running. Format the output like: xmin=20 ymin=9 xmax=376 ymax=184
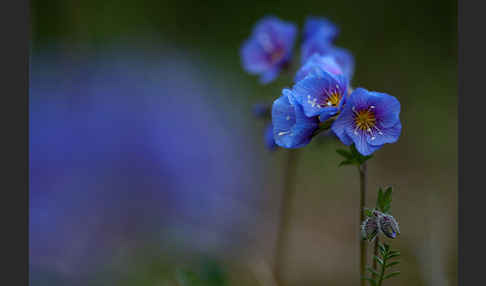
xmin=30 ymin=0 xmax=457 ymax=285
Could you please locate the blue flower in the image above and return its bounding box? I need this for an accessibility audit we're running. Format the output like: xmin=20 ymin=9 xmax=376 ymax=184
xmin=303 ymin=16 xmax=339 ymax=43
xmin=331 ymin=88 xmax=402 ymax=156
xmin=272 ymin=89 xmax=319 ymax=148
xmin=291 ymin=68 xmax=348 ymax=122
xmin=299 ymin=17 xmax=354 ymax=80
xmin=264 ymin=123 xmax=278 ymax=151
xmin=241 ymin=16 xmax=297 ymax=84
xmin=301 ymin=40 xmax=355 ymax=79
xmin=327 ymin=46 xmax=355 ymax=82
xmin=295 ymin=54 xmax=345 ymax=82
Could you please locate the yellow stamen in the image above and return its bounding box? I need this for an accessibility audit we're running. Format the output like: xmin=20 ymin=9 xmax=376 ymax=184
xmin=326 ymin=91 xmax=341 ymax=107
xmin=354 ymin=110 xmax=376 ymax=131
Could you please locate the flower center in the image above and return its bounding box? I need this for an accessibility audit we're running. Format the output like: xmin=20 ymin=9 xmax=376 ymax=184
xmin=326 ymin=91 xmax=341 ymax=107
xmin=354 ymin=109 xmax=376 ymax=131
xmin=270 ymin=48 xmax=285 ymax=64
xmin=352 ymin=106 xmax=383 ymax=140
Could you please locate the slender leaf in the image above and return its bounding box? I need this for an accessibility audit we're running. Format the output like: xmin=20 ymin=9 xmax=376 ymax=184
xmin=384 ymin=271 xmax=401 ymax=279
xmin=366 ymin=267 xmax=380 ymax=276
xmin=338 ymin=159 xmax=355 ymax=167
xmin=336 ymin=149 xmax=352 ymax=159
xmin=387 ymin=253 xmax=401 ymax=259
xmin=386 ymin=261 xmax=400 ymax=268
xmin=373 ymin=256 xmax=384 ymax=265
xmin=364 ymin=208 xmax=374 ymax=217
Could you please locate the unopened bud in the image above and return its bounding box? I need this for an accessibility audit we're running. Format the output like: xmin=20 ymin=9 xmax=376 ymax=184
xmin=378 ymin=213 xmax=400 ymax=239
xmin=361 ymin=216 xmax=379 ymax=241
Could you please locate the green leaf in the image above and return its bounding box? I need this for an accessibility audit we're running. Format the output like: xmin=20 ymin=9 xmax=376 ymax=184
xmin=383 ymin=243 xmax=390 ymax=252
xmin=376 ymin=188 xmax=384 ymax=210
xmin=383 ymin=271 xmax=401 ymax=279
xmin=362 ymin=277 xmax=377 ymax=286
xmin=387 ymin=253 xmax=401 ymax=259
xmin=381 ymin=186 xmax=393 ymax=213
xmin=366 ymin=267 xmax=379 ymax=276
xmin=338 ymin=159 xmax=355 ymax=167
xmin=373 ymin=256 xmax=384 ymax=265
xmin=386 ymin=261 xmax=400 ymax=268
xmin=336 ymin=149 xmax=352 ymax=159
xmin=378 ymin=243 xmax=386 ymax=253
xmin=364 ymin=208 xmax=375 ymax=217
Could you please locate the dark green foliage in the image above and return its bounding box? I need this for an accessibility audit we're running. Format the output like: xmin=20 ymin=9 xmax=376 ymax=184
xmin=363 ymin=242 xmax=401 ymax=286
xmin=336 ymin=144 xmax=373 ymax=167
xmin=376 ymin=186 xmax=393 ymax=213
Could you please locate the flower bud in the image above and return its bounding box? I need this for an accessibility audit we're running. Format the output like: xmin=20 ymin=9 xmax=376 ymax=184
xmin=378 ymin=213 xmax=400 ymax=239
xmin=361 ymin=216 xmax=379 ymax=241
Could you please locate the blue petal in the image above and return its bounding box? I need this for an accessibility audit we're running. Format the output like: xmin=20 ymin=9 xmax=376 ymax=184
xmin=303 ymin=16 xmax=339 ymax=42
xmin=331 ymin=105 xmax=354 ymax=145
xmin=293 ymin=72 xmax=347 ymax=118
xmin=367 ymin=121 xmax=402 ymax=146
xmin=345 ymin=87 xmax=371 ymax=109
xmin=240 ymin=39 xmax=271 ymax=74
xmin=295 ymin=54 xmax=344 ymax=82
xmin=368 ymin=91 xmax=401 ymax=128
xmin=328 ymin=47 xmax=355 ymax=80
xmin=301 ymin=32 xmax=333 ymax=64
xmin=260 ymin=67 xmax=280 ymax=84
xmin=319 ymin=107 xmax=339 ymax=122
xmin=272 ymin=89 xmax=319 ymax=148
xmin=346 ymin=129 xmax=382 ymax=156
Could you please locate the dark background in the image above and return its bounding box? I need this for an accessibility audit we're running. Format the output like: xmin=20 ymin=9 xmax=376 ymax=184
xmin=30 ymin=0 xmax=457 ymax=285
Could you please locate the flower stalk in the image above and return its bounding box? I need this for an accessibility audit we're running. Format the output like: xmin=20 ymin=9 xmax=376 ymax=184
xmin=359 ymin=161 xmax=368 ymax=286
xmin=273 ymin=149 xmax=300 ymax=286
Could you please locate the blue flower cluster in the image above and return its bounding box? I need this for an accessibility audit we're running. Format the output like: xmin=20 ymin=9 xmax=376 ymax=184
xmin=241 ymin=16 xmax=401 ymax=155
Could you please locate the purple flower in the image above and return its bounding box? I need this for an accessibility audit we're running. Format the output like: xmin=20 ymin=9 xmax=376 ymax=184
xmin=291 ymin=68 xmax=348 ymax=122
xmin=303 ymin=16 xmax=339 ymax=43
xmin=272 ymin=89 xmax=319 ymax=148
xmin=240 ymin=16 xmax=297 ymax=84
xmin=294 ymin=54 xmax=344 ymax=82
xmin=331 ymin=88 xmax=402 ymax=156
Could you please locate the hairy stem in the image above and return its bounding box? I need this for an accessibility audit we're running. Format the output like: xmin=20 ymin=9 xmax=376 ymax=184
xmin=359 ymin=161 xmax=367 ymax=286
xmin=372 ymin=237 xmax=379 ymax=279
xmin=273 ymin=149 xmax=299 ymax=286
xmin=377 ymin=247 xmax=387 ymax=286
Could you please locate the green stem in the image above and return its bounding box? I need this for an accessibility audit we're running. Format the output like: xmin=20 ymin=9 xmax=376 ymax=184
xmin=359 ymin=161 xmax=367 ymax=286
xmin=377 ymin=247 xmax=387 ymax=286
xmin=273 ymin=149 xmax=299 ymax=286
